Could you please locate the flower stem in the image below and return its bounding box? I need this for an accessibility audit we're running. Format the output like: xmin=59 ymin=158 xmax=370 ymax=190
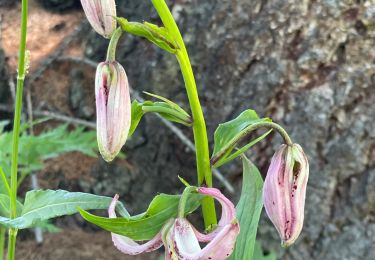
xmin=152 ymin=0 xmax=217 ymax=229
xmin=106 ymin=27 xmax=123 ymax=62
xmin=0 ymin=227 xmax=5 ymax=260
xmin=8 ymin=0 xmax=28 ymax=259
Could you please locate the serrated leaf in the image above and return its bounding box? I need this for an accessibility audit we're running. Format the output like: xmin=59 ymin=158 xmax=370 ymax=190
xmin=228 ymin=156 xmax=264 ymax=260
xmin=79 ymin=193 xmax=202 ymax=241
xmin=0 ymin=190 xmax=124 ymax=229
xmin=0 ymin=122 xmax=98 ymax=181
xmin=211 ymin=110 xmax=271 ymax=167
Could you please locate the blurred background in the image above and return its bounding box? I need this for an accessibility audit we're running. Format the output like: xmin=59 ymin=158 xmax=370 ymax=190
xmin=0 ymin=0 xmax=374 ymax=259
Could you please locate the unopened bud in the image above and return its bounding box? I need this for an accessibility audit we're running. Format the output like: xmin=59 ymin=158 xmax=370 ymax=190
xmin=80 ymin=0 xmax=117 ymax=38
xmin=263 ymin=144 xmax=309 ymax=247
xmin=96 ymin=61 xmax=131 ymax=162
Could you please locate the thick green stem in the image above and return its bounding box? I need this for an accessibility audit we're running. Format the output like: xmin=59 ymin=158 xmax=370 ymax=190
xmin=106 ymin=27 xmax=123 ymax=62
xmin=0 ymin=227 xmax=5 ymax=260
xmin=6 ymin=230 xmax=16 ymax=260
xmin=152 ymin=0 xmax=217 ymax=229
xmin=8 ymin=0 xmax=28 ymax=259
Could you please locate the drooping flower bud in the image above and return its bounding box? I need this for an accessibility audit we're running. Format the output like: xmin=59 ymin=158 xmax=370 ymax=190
xmin=263 ymin=144 xmax=309 ymax=247
xmin=96 ymin=61 xmax=131 ymax=162
xmin=80 ymin=0 xmax=117 ymax=38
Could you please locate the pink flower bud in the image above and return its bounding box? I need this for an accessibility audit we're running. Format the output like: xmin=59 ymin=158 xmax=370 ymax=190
xmin=263 ymin=144 xmax=309 ymax=247
xmin=80 ymin=0 xmax=117 ymax=38
xmin=96 ymin=61 xmax=131 ymax=162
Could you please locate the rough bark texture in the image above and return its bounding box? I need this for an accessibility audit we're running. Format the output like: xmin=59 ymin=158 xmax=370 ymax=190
xmin=80 ymin=0 xmax=375 ymax=259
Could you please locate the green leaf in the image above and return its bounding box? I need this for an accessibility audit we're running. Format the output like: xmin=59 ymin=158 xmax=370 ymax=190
xmin=253 ymin=241 xmax=277 ymax=260
xmin=228 ymin=156 xmax=264 ymax=260
xmin=35 ymin=220 xmax=62 ymax=233
xmin=211 ymin=110 xmax=271 ymax=167
xmin=0 ymin=122 xmax=98 ymax=181
xmin=0 ymin=194 xmax=23 ymax=217
xmin=0 ymin=166 xmax=10 ymax=196
xmin=143 ymin=92 xmax=190 ymax=118
xmin=0 ymin=190 xmax=123 ymax=229
xmin=79 ymin=193 xmax=202 ymax=241
xmin=128 ymin=100 xmax=147 ymax=137
xmin=116 ymin=18 xmax=178 ymax=53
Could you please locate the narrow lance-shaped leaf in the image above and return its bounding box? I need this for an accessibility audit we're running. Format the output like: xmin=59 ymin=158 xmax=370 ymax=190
xmin=0 ymin=190 xmax=125 ymax=229
xmin=228 ymin=156 xmax=264 ymax=260
xmin=116 ymin=18 xmax=178 ymax=53
xmin=79 ymin=193 xmax=202 ymax=241
xmin=211 ymin=109 xmax=271 ymax=167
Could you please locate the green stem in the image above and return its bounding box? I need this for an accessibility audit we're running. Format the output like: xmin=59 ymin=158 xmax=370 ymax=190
xmin=152 ymin=0 xmax=217 ymax=229
xmin=8 ymin=0 xmax=28 ymax=259
xmin=0 ymin=227 xmax=5 ymax=260
xmin=6 ymin=230 xmax=16 ymax=260
xmin=106 ymin=27 xmax=123 ymax=62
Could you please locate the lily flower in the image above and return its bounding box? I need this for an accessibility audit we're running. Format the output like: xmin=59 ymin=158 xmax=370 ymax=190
xmin=80 ymin=0 xmax=117 ymax=38
xmin=108 ymin=187 xmax=239 ymax=259
xmin=108 ymin=194 xmax=164 ymax=255
xmin=163 ymin=187 xmax=240 ymax=260
xmin=96 ymin=61 xmax=131 ymax=162
xmin=263 ymin=143 xmax=309 ymax=247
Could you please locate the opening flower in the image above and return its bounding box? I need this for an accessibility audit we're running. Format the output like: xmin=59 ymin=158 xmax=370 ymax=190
xmin=108 ymin=187 xmax=240 ymax=259
xmin=263 ymin=143 xmax=309 ymax=247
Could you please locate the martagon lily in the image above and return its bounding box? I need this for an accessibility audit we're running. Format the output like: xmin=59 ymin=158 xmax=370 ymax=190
xmin=108 ymin=187 xmax=240 ymax=259
xmin=96 ymin=61 xmax=131 ymax=162
xmin=263 ymin=143 xmax=309 ymax=247
xmin=80 ymin=0 xmax=117 ymax=38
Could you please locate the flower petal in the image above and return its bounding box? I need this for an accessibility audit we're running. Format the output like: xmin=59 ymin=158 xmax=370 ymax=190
xmin=165 ymin=188 xmax=240 ymax=259
xmin=108 ymin=195 xmax=163 ymax=255
xmin=193 ymin=187 xmax=237 ymax=242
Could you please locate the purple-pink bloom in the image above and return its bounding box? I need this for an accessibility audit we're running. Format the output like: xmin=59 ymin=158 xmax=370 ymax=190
xmin=163 ymin=187 xmax=240 ymax=260
xmin=108 ymin=195 xmax=163 ymax=255
xmin=80 ymin=0 xmax=117 ymax=38
xmin=263 ymin=144 xmax=309 ymax=247
xmin=96 ymin=61 xmax=131 ymax=162
xmin=108 ymin=188 xmax=239 ymax=259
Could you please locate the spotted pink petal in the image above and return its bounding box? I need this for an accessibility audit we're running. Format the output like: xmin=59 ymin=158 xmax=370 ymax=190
xmin=164 ymin=187 xmax=240 ymax=259
xmin=263 ymin=144 xmax=309 ymax=247
xmin=108 ymin=195 xmax=163 ymax=255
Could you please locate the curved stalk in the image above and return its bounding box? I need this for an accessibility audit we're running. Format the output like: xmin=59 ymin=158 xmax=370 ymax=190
xmin=106 ymin=27 xmax=123 ymax=62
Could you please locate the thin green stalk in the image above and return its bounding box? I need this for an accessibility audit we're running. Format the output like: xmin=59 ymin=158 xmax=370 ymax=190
xmin=8 ymin=0 xmax=28 ymax=259
xmin=152 ymin=0 xmax=217 ymax=229
xmin=0 ymin=227 xmax=5 ymax=260
xmin=106 ymin=27 xmax=123 ymax=62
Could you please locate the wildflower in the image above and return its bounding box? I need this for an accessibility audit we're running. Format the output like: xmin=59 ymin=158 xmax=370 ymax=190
xmin=263 ymin=144 xmax=309 ymax=247
xmin=108 ymin=187 xmax=240 ymax=259
xmin=80 ymin=0 xmax=117 ymax=38
xmin=96 ymin=61 xmax=131 ymax=162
